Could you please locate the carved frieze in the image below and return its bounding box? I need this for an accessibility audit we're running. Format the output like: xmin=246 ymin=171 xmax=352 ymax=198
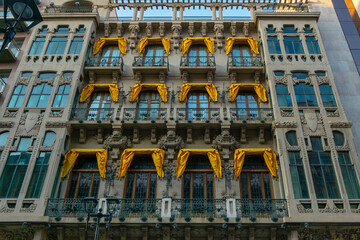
xmin=49 ymin=110 xmax=63 ymax=118
xmin=171 ymin=24 xmax=182 ymax=49
xmin=280 ymin=109 xmax=294 ymax=117
xmin=0 ymin=121 xmax=14 ymax=128
xmin=272 ymin=121 xmax=297 ymax=128
xmin=214 ymin=23 xmax=224 ymax=48
xmin=45 ymin=121 xmax=68 ymax=128
xmin=274 ymin=76 xmax=287 ymax=85
xmin=329 ymin=121 xmax=352 ymax=128
xmin=297 ymin=204 xmax=313 ymax=213
xmin=19 ymin=203 xmax=37 ymax=213
xmin=292 ymin=77 xmax=312 ymax=86
xmin=146 ymin=22 xmax=153 ymax=37
xmin=16 ymin=77 xmax=30 ymax=85
xmin=212 ymin=130 xmax=239 ymax=160
xmin=316 ymin=76 xmax=330 ymax=85
xmin=58 ymin=76 xmax=72 ymax=85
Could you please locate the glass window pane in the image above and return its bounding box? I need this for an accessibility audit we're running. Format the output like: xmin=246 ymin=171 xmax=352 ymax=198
xmin=43 ymin=132 xmax=56 ymax=146
xmin=0 ymin=132 xmax=9 ymax=146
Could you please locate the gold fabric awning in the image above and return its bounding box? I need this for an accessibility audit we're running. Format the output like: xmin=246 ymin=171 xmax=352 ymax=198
xmin=130 ymin=84 xmax=167 ymax=102
xmin=118 ymin=148 xmax=165 ymax=178
xmin=138 ymin=38 xmax=171 ymax=54
xmin=225 ymin=37 xmax=259 ymax=55
xmin=181 ymin=37 xmax=215 ymax=55
xmin=176 ymin=149 xmax=222 ymax=178
xmin=93 ymin=38 xmax=127 ymax=55
xmin=61 ymin=149 xmax=108 ymax=179
xmin=179 ymin=83 xmax=217 ymax=102
xmin=229 ymin=83 xmax=267 ymax=102
xmin=80 ymin=84 xmax=118 ymax=102
xmin=234 ymin=148 xmax=278 ymax=178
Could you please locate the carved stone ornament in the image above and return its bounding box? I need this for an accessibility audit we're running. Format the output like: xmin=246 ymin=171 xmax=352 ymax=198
xmin=20 ymin=203 xmax=37 ymax=213
xmin=0 ymin=121 xmax=14 ymax=128
xmin=49 ymin=110 xmax=63 ymax=118
xmin=58 ymin=76 xmax=72 ymax=85
xmin=181 ymin=71 xmax=189 ymax=83
xmin=316 ymin=76 xmax=330 ymax=85
xmin=296 ymin=204 xmax=313 ymax=213
xmin=171 ymin=24 xmax=182 ymax=49
xmin=243 ymin=22 xmax=249 ymax=37
xmin=188 ymin=22 xmax=194 ymax=37
xmin=201 ymin=22 xmax=207 ymax=37
xmin=25 ymin=111 xmax=42 ymax=132
xmin=304 ymin=110 xmax=318 ymax=132
xmin=33 ymin=77 xmax=54 ymax=86
xmin=298 ymin=228 xmax=332 ymax=240
xmin=272 ymin=121 xmax=297 ymax=128
xmin=230 ymin=22 xmax=236 ymax=37
xmin=274 ymin=76 xmax=288 ymax=84
xmin=104 ymin=23 xmax=111 ymax=37
xmin=45 ymin=121 xmax=68 ymax=128
xmin=326 ymin=109 xmax=340 ymax=117
xmin=128 ymin=24 xmax=139 ymax=49
xmin=159 ymin=22 xmax=165 ymax=37
xmin=103 ymin=132 xmax=129 ymax=151
xmin=214 ymin=23 xmax=224 ymax=48
xmin=280 ymin=108 xmax=294 ymax=117
xmin=16 ymin=77 xmax=30 ymax=85
xmin=146 ymin=22 xmax=153 ymax=37
xmin=3 ymin=109 xmax=17 ymax=118
xmin=212 ymin=130 xmax=239 ymax=159
xmin=292 ymin=77 xmax=312 ymax=85
xmin=329 ymin=121 xmax=352 ymax=128
xmin=0 ymin=205 xmax=15 ymax=213
xmin=158 ymin=131 xmax=184 ymax=151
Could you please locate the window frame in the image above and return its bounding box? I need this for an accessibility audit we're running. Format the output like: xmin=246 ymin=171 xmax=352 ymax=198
xmin=283 ymin=36 xmax=305 ymax=54
xmin=267 ymin=36 xmax=281 ymax=54
xmin=319 ymin=84 xmax=337 ymax=107
xmin=26 ymin=83 xmax=53 ymax=108
xmin=276 ymin=84 xmax=292 ymax=107
xmin=52 ymin=84 xmax=71 ymax=108
xmin=68 ymin=36 xmax=84 ymax=55
xmin=294 ymin=83 xmax=318 ymax=107
xmin=45 ymin=37 xmax=68 ymax=55
xmin=8 ymin=84 xmax=27 ymax=108
xmin=28 ymin=37 xmax=46 ymax=55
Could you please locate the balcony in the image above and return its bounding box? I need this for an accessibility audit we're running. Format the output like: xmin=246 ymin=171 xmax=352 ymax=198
xmin=180 ymin=56 xmax=216 ymax=74
xmin=230 ymin=108 xmax=273 ymax=122
xmin=0 ymin=40 xmax=20 ymax=63
xmin=45 ymin=198 xmax=288 ymax=222
xmin=85 ymin=56 xmax=123 ymax=75
xmin=132 ymin=56 xmax=169 ymax=75
xmin=70 ymin=108 xmax=114 ymax=122
xmin=227 ymin=56 xmax=264 ymax=74
xmin=122 ymin=108 xmax=167 ymax=122
xmin=176 ymin=108 xmax=221 ymax=122
xmin=44 ymin=6 xmax=93 ymax=13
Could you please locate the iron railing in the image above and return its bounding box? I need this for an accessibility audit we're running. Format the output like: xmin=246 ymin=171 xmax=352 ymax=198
xmin=70 ymin=108 xmax=114 ymax=122
xmin=45 ymin=6 xmax=93 ymax=13
xmin=171 ymin=199 xmax=227 ymax=219
xmin=123 ymin=108 xmax=167 ymax=121
xmin=259 ymin=5 xmax=310 ymax=13
xmin=132 ymin=56 xmax=169 ymax=69
xmin=236 ymin=199 xmax=288 ymax=219
xmin=227 ymin=56 xmax=263 ymax=68
xmin=86 ymin=56 xmax=124 ymax=70
xmin=229 ymin=108 xmax=273 ymax=121
xmin=180 ymin=56 xmax=216 ymax=67
xmin=45 ymin=198 xmax=97 ymax=218
xmin=176 ymin=108 xmax=221 ymax=121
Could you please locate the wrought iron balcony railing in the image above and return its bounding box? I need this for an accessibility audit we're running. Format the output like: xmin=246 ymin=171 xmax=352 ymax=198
xmin=230 ymin=108 xmax=273 ymax=121
xmin=236 ymin=199 xmax=288 ymax=220
xmin=70 ymin=108 xmax=114 ymax=122
xmin=180 ymin=56 xmax=216 ymax=67
xmin=45 ymin=198 xmax=288 ymax=221
xmin=86 ymin=56 xmax=124 ymax=70
xmin=132 ymin=56 xmax=169 ymax=68
xmin=227 ymin=56 xmax=263 ymax=68
xmin=123 ymin=108 xmax=167 ymax=121
xmin=45 ymin=6 xmax=93 ymax=13
xmin=176 ymin=108 xmax=221 ymax=121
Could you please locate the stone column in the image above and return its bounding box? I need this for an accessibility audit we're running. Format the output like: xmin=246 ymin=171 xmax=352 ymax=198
xmin=139 ymin=7 xmax=145 ymax=20
xmin=212 ymin=7 xmax=216 ymax=20
xmin=219 ymin=6 xmax=223 ymax=20
xmin=132 ymin=7 xmax=138 ymax=20
xmin=179 ymin=7 xmax=184 ymax=20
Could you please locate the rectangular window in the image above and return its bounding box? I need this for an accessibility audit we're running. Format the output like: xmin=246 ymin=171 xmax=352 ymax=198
xmin=276 ymin=84 xmax=292 ymax=107
xmin=289 ymin=151 xmax=309 ymax=198
xmin=28 ymin=37 xmax=45 ymax=55
xmin=52 ymin=84 xmax=70 ymax=108
xmin=45 ymin=37 xmax=68 ymax=55
xmin=308 ymin=137 xmax=340 ymax=199
xmin=8 ymin=85 xmax=27 ymax=108
xmin=68 ymin=37 xmax=84 ymax=55
xmin=267 ymin=36 xmax=281 ymax=54
xmin=319 ymin=84 xmax=337 ymax=107
xmin=338 ymin=152 xmax=360 ymax=199
xmin=0 ymin=73 xmax=9 ymax=93
xmin=283 ymin=36 xmax=304 ymax=54
xmin=26 ymin=83 xmax=52 ymax=108
xmin=0 ymin=137 xmax=31 ymax=198
xmin=294 ymin=83 xmax=318 ymax=107
xmin=283 ymin=25 xmax=297 ymax=33
xmin=55 ymin=26 xmax=69 ymax=34
xmin=306 ymin=36 xmax=321 ymax=54
xmin=39 ymin=73 xmax=56 ymax=80
xmin=26 ymin=152 xmax=50 ymax=198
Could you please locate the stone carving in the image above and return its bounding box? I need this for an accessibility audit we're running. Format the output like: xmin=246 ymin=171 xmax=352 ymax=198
xmin=0 ymin=230 xmax=14 ymax=240
xmin=117 ymin=23 xmax=123 ymax=37
xmin=159 ymin=22 xmax=165 ymax=37
xmin=158 ymin=130 xmax=184 ymax=160
xmin=16 ymin=77 xmax=30 ymax=85
xmin=292 ymin=77 xmax=312 ymax=85
xmin=3 ymin=109 xmax=17 ymax=118
xmin=214 ymin=23 xmax=224 ymax=48
xmin=201 ymin=22 xmax=207 ymax=37
xmin=230 ymin=22 xmax=236 ymax=36
xmin=274 ymin=76 xmax=287 ymax=84
xmin=316 ymin=76 xmax=330 ymax=85
xmin=128 ymin=24 xmax=139 ymax=49
xmin=181 ymin=71 xmax=189 ymax=83
xmin=171 ymin=23 xmax=182 ymax=49
xmin=334 ymin=229 xmax=360 ymax=240
xmin=298 ymin=228 xmax=332 ymax=240
xmin=326 ymin=109 xmax=340 ymax=117
xmin=329 ymin=121 xmax=352 ymax=128
xmin=243 ymin=22 xmax=249 ymax=37
xmin=49 ymin=110 xmax=63 ymax=118
xmin=212 ymin=130 xmax=239 ymax=160
xmin=207 ymin=71 xmax=214 ymax=82
xmin=103 ymin=131 xmax=129 ymax=160
xmin=58 ymin=76 xmax=72 ymax=85
xmin=134 ymin=71 xmax=142 ymax=83
xmin=45 ymin=121 xmax=68 ymax=128
xmin=0 ymin=121 xmax=14 ymax=128
xmin=104 ymin=23 xmax=111 ymax=37
xmin=20 ymin=203 xmax=37 ymax=213
xmin=0 ymin=205 xmax=15 ymax=213
xmin=272 ymin=121 xmax=297 ymax=128
xmin=188 ymin=22 xmax=194 ymax=37
xmin=146 ymin=22 xmax=153 ymax=37
xmin=25 ymin=112 xmax=43 ymax=132
xmin=304 ymin=110 xmax=318 ymax=132
xmin=280 ymin=108 xmax=294 ymax=117
xmin=297 ymin=204 xmax=313 ymax=213
xmin=159 ymin=71 xmax=166 ymax=83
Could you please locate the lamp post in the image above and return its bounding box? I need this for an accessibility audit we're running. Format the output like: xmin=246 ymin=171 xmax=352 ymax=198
xmin=0 ymin=0 xmax=42 ymax=54
xmin=84 ymin=197 xmax=119 ymax=240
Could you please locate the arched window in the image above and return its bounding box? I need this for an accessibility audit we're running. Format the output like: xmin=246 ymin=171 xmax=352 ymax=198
xmin=0 ymin=131 xmax=9 ymax=147
xmin=333 ymin=131 xmax=345 ymax=146
xmin=66 ymin=157 xmax=100 ymax=198
xmin=286 ymin=131 xmax=298 ymax=146
xmin=42 ymin=131 xmax=56 ymax=146
xmin=187 ymin=91 xmax=209 ymax=121
xmin=137 ymin=91 xmax=161 ymax=120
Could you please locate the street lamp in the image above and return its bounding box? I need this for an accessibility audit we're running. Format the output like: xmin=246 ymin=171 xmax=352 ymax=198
xmin=84 ymin=197 xmax=119 ymax=240
xmin=0 ymin=0 xmax=42 ymax=54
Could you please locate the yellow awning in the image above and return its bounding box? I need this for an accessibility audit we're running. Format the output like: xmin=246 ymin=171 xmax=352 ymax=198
xmin=130 ymin=84 xmax=167 ymax=102
xmin=179 ymin=83 xmax=217 ymax=102
xmin=225 ymin=37 xmax=259 ymax=55
xmin=181 ymin=37 xmax=215 ymax=55
xmin=176 ymin=149 xmax=222 ymax=178
xmin=118 ymin=148 xmax=165 ymax=178
xmin=61 ymin=149 xmax=108 ymax=179
xmin=93 ymin=38 xmax=127 ymax=55
xmin=229 ymin=83 xmax=267 ymax=102
xmin=80 ymin=84 xmax=118 ymax=102
xmin=234 ymin=148 xmax=278 ymax=178
xmin=138 ymin=38 xmax=171 ymax=54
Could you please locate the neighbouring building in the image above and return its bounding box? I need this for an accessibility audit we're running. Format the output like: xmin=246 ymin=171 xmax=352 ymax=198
xmin=0 ymin=0 xmax=360 ymax=239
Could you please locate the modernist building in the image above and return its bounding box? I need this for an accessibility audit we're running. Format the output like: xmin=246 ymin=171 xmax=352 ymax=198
xmin=0 ymin=0 xmax=360 ymax=239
